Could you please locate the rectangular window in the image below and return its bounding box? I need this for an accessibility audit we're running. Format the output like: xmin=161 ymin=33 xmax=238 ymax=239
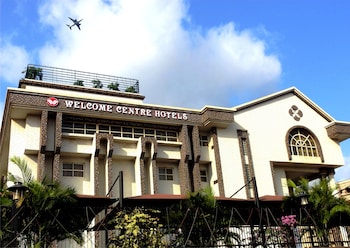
xmin=134 ymin=128 xmax=144 ymax=138
xmin=122 ymin=127 xmax=133 ymax=138
xmin=167 ymin=131 xmax=178 ymax=142
xmin=200 ymin=135 xmax=209 ymax=146
xmin=159 ymin=167 xmax=173 ymax=181
xmin=63 ymin=163 xmax=84 ymax=177
xmin=200 ymin=170 xmax=208 ymax=182
xmin=86 ymin=124 xmax=96 ymax=134
xmin=73 ymin=123 xmax=84 ymax=134
xmin=99 ymin=125 xmax=110 ymax=133
xmin=62 ymin=120 xmax=179 ymax=141
xmin=62 ymin=122 xmax=73 ymax=133
xmin=145 ymin=129 xmax=155 ymax=137
xmin=111 ymin=126 xmax=121 ymax=137
xmin=156 ymin=131 xmax=167 ymax=141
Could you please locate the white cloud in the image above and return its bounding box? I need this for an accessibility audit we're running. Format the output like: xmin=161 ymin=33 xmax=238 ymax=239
xmin=0 ymin=41 xmax=30 ymax=83
xmin=36 ymin=0 xmax=281 ymax=109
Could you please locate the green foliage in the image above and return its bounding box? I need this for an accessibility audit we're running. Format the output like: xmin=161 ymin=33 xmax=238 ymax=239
xmin=187 ymin=186 xmax=216 ymax=209
xmin=108 ymin=82 xmax=120 ymax=91
xmin=109 ymin=207 xmax=166 ymax=248
xmin=284 ymin=177 xmax=350 ymax=245
xmin=73 ymin=80 xmax=84 ymax=86
xmin=92 ymin=79 xmax=103 ymax=88
xmin=8 ymin=156 xmax=33 ymax=184
xmin=23 ymin=66 xmax=43 ymax=80
xmin=125 ymin=86 xmax=136 ymax=93
xmin=0 ymin=189 xmax=14 ymax=243
xmin=2 ymin=157 xmax=85 ymax=247
xmin=167 ymin=187 xmax=240 ymax=246
xmin=22 ymin=180 xmax=84 ymax=247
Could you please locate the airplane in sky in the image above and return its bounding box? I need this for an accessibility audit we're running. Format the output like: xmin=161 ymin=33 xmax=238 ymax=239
xmin=66 ymin=17 xmax=83 ymax=30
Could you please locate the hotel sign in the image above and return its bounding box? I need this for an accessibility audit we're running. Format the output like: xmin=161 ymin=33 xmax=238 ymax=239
xmin=48 ymin=98 xmax=188 ymax=120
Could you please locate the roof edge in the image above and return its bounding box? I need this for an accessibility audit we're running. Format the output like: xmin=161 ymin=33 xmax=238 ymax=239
xmin=234 ymin=87 xmax=334 ymax=122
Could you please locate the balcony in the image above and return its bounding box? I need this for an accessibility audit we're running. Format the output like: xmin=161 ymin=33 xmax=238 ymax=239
xmin=23 ymin=64 xmax=140 ymax=93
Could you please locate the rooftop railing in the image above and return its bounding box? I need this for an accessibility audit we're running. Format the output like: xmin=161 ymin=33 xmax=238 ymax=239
xmin=23 ymin=64 xmax=140 ymax=93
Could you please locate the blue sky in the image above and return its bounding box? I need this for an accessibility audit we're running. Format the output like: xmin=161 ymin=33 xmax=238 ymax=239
xmin=1 ymin=0 xmax=350 ymax=181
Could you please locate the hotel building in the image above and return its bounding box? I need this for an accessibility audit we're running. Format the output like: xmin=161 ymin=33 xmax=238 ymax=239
xmin=1 ymin=65 xmax=350 ymax=244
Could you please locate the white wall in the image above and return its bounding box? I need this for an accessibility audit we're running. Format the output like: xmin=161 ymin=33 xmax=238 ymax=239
xmin=230 ymin=93 xmax=343 ymax=197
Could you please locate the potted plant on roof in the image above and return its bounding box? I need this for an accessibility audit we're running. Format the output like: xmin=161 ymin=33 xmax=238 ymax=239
xmin=73 ymin=80 xmax=84 ymax=86
xmin=22 ymin=66 xmax=43 ymax=80
xmin=92 ymin=79 xmax=103 ymax=89
xmin=107 ymin=82 xmax=119 ymax=91
xmin=125 ymin=86 xmax=136 ymax=93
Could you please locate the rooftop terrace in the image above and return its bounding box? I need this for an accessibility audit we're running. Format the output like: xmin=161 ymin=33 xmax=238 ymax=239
xmin=23 ymin=64 xmax=140 ymax=93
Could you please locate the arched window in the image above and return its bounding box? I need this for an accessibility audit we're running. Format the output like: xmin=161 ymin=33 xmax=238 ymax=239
xmin=288 ymin=128 xmax=319 ymax=157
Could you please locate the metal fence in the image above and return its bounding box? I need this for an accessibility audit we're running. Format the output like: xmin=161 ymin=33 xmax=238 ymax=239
xmin=23 ymin=64 xmax=140 ymax=93
xmin=55 ymin=225 xmax=350 ymax=247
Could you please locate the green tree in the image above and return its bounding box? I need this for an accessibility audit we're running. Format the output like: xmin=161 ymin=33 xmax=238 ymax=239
xmin=285 ymin=177 xmax=350 ymax=246
xmin=168 ymin=187 xmax=240 ymax=247
xmin=73 ymin=80 xmax=84 ymax=86
xmin=92 ymin=79 xmax=103 ymax=88
xmin=109 ymin=207 xmax=166 ymax=248
xmin=23 ymin=180 xmax=84 ymax=247
xmin=2 ymin=156 xmax=85 ymax=247
xmin=107 ymin=82 xmax=119 ymax=91
xmin=8 ymin=156 xmax=33 ymax=184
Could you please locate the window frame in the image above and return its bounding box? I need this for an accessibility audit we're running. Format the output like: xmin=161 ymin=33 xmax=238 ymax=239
xmin=62 ymin=163 xmax=84 ymax=177
xmin=62 ymin=120 xmax=179 ymax=141
xmin=158 ymin=167 xmax=174 ymax=181
xmin=288 ymin=128 xmax=321 ymax=158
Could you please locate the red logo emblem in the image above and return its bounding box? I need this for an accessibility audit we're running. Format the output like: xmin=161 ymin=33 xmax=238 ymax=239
xmin=47 ymin=97 xmax=59 ymax=107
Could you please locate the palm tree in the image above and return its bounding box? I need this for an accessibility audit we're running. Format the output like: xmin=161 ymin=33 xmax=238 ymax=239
xmin=4 ymin=156 xmax=84 ymax=247
xmin=8 ymin=156 xmax=33 ymax=184
xmin=23 ymin=180 xmax=84 ymax=247
xmin=285 ymin=177 xmax=350 ymax=246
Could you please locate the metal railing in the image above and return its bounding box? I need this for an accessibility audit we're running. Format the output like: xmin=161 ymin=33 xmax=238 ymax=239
xmin=23 ymin=64 xmax=140 ymax=93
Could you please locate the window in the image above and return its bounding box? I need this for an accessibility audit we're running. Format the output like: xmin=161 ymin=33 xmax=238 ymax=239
xmin=99 ymin=125 xmax=110 ymax=133
xmin=86 ymin=124 xmax=97 ymax=134
xmin=62 ymin=122 xmax=96 ymax=134
xmin=159 ymin=167 xmax=173 ymax=181
xmin=145 ymin=129 xmax=155 ymax=138
xmin=166 ymin=131 xmax=178 ymax=142
xmin=122 ymin=127 xmax=133 ymax=138
xmin=62 ymin=120 xmax=179 ymax=141
xmin=200 ymin=135 xmax=209 ymax=146
xmin=111 ymin=125 xmax=121 ymax=137
xmin=289 ymin=128 xmax=319 ymax=157
xmin=134 ymin=128 xmax=144 ymax=138
xmin=63 ymin=163 xmax=84 ymax=177
xmin=156 ymin=131 xmax=167 ymax=141
xmin=200 ymin=170 xmax=208 ymax=182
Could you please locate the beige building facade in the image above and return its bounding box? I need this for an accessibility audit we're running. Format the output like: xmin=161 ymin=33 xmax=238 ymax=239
xmin=336 ymin=179 xmax=350 ymax=201
xmin=1 ymin=68 xmax=350 ymax=203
